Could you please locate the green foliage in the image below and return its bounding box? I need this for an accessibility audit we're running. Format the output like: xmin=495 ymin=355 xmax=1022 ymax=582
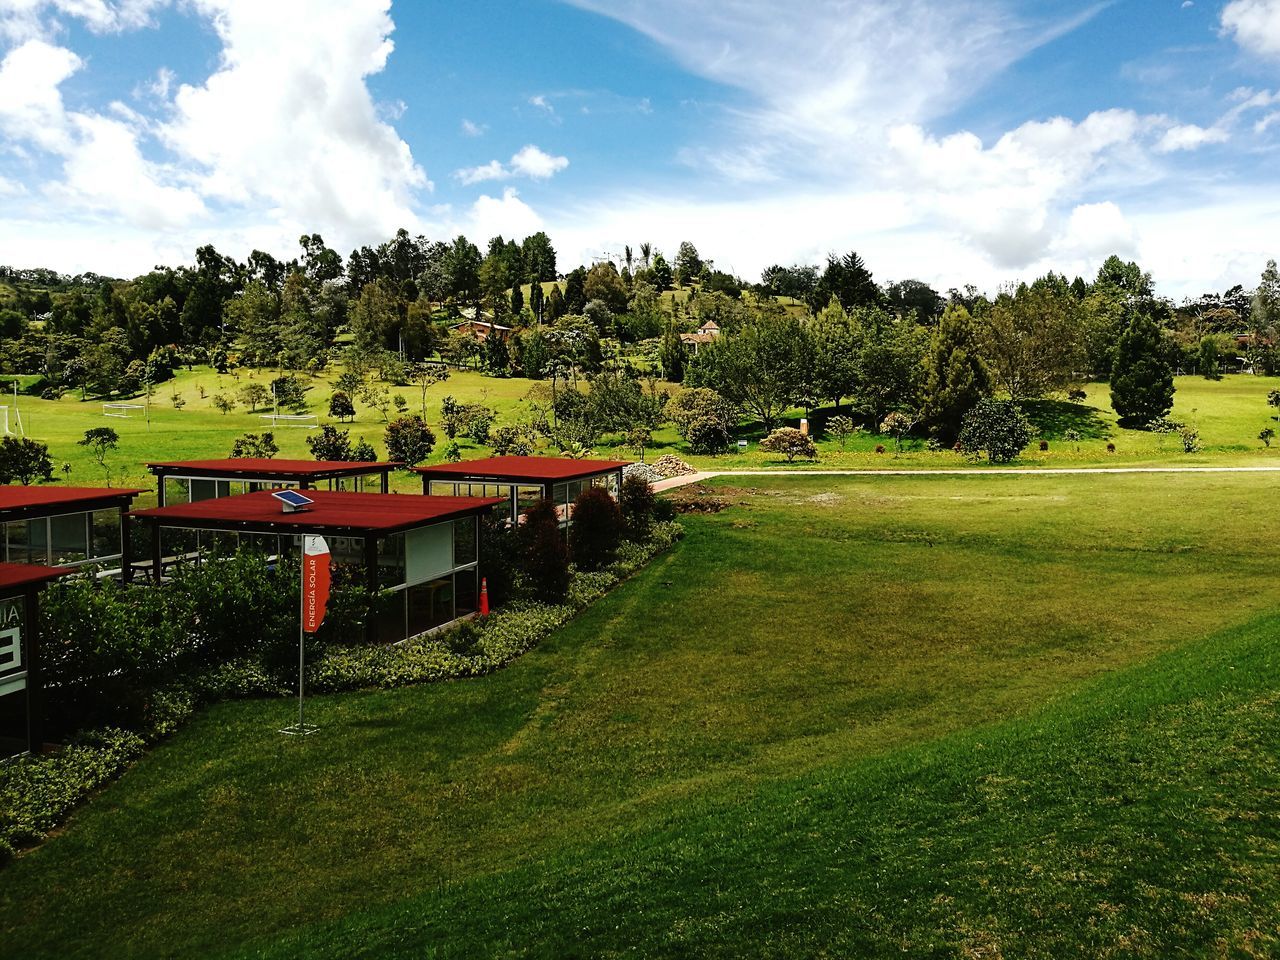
xmin=957 ymin=398 xmax=1035 ymax=463
xmin=228 ymin=431 xmax=278 ymax=459
xmin=270 ymin=374 xmax=308 ymax=413
xmin=981 ymin=280 xmax=1085 ymax=400
xmin=759 ymin=427 xmax=818 ymax=462
xmin=1259 ymin=427 xmax=1275 ymax=447
xmin=0 ymin=436 xmax=53 ymax=485
xmin=490 ymin=425 xmax=533 ymax=457
xmin=1110 ymin=312 xmax=1175 ymax=426
xmin=693 ymin=309 xmax=806 ymax=431
xmin=443 ymin=440 xmax=462 ymax=462
xmin=658 ymin=326 xmax=686 ymax=382
xmin=1198 ymin=336 xmax=1222 ymax=380
xmin=568 ymin=487 xmax=624 ymax=571
xmin=383 ymin=415 xmax=435 ymax=466
xmin=520 ymin=499 xmax=570 ymax=603
xmin=306 ymin=424 xmax=357 ymax=461
xmin=77 ymin=426 xmax=119 ymax=485
xmin=237 ymin=382 xmax=271 ymax=412
xmin=618 ymin=473 xmax=657 ymax=542
xmin=328 ymin=390 xmax=355 ymax=421
xmin=827 ymin=414 xmax=857 ymax=449
xmin=686 ymin=417 xmax=731 ymax=455
xmin=1178 ymin=426 xmax=1202 ymax=453
xmin=920 ymin=303 xmax=992 ymax=444
xmin=879 ymin=411 xmax=915 ymax=453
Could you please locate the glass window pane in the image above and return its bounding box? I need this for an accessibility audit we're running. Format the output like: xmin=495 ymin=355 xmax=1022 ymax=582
xmin=453 ymin=517 xmax=476 ymax=567
xmin=407 ymin=578 xmax=453 ymax=636
xmin=454 ymin=568 xmax=477 ymax=617
xmin=161 ymin=526 xmax=198 ymax=559
xmin=377 ymin=590 xmax=406 ymax=643
xmin=164 ymin=477 xmax=189 ymax=504
xmin=190 ymin=479 xmax=218 ymax=502
xmin=90 ymin=510 xmax=120 ymax=559
xmin=378 ymin=533 xmax=406 ymax=588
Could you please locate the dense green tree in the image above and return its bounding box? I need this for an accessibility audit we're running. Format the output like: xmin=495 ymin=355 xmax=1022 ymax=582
xmin=78 ymin=426 xmax=119 ymax=486
xmin=584 ymin=262 xmax=628 ymax=313
xmin=659 ymin=326 xmax=687 ymax=382
xmin=853 ymin=310 xmax=927 ymax=427
xmin=885 ymin=279 xmax=944 ymax=325
xmin=674 ymin=241 xmax=704 ymax=287
xmin=759 ymin=264 xmax=819 ymax=301
xmin=298 ymin=234 xmax=343 ymax=285
xmin=810 ymin=251 xmax=881 ymax=313
xmin=0 ymin=437 xmax=53 ymax=485
xmin=920 ymin=304 xmax=993 ymax=444
xmin=980 ymin=281 xmax=1084 ymax=400
xmin=528 ymin=281 xmax=545 ymax=323
xmin=229 ymin=432 xmax=279 ymax=459
xmin=958 ymin=399 xmax=1035 ymax=463
xmin=649 ymin=252 xmax=673 ymax=291
xmin=568 ymin=487 xmax=624 ymax=571
xmin=328 ymin=390 xmax=356 ymax=422
xmin=1110 ymin=312 xmax=1175 ymax=426
xmin=307 ymin=424 xmax=356 ymax=461
xmin=519 ymin=498 xmax=569 ymax=603
xmin=521 ymin=231 xmax=558 ymax=283
xmin=383 ymin=415 xmax=435 ymax=465
xmin=693 ymin=307 xmax=804 ymax=432
xmin=809 ymin=298 xmax=858 ymax=408
xmin=563 ymin=267 xmax=588 ymax=314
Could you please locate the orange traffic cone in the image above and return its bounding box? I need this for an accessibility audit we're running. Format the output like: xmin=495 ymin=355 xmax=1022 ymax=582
xmin=479 ymin=576 xmax=489 ymax=617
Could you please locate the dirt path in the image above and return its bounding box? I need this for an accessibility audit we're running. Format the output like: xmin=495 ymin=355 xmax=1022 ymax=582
xmin=652 ymin=465 xmax=1280 ymax=492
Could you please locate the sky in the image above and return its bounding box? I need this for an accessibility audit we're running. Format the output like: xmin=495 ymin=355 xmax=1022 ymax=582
xmin=1 ymin=0 xmax=1279 ymax=299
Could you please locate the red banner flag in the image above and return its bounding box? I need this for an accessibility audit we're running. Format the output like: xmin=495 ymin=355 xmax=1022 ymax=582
xmin=302 ymin=536 xmax=330 ymax=634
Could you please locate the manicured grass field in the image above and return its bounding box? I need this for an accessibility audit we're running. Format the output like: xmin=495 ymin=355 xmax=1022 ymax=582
xmin=10 ymin=366 xmax=1280 ymax=499
xmin=3 ymin=472 xmax=1279 ymax=957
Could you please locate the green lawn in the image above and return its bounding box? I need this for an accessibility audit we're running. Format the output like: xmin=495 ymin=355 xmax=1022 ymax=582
xmin=3 ymin=472 xmax=1280 ymax=957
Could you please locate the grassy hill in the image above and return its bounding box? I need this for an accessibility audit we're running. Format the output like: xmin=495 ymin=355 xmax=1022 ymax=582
xmin=2 ymin=472 xmax=1278 ymax=957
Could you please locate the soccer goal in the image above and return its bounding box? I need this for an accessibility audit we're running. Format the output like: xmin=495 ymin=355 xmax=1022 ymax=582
xmin=103 ymin=403 xmax=145 ymax=419
xmin=0 ymin=405 xmax=13 ymax=436
xmin=259 ymin=413 xmax=318 ymax=429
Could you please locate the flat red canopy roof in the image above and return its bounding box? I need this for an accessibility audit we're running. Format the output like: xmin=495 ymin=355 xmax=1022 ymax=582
xmin=0 ymin=561 xmax=66 ymax=592
xmin=0 ymin=486 xmax=143 ymax=513
xmin=414 ymin=455 xmax=630 ymax=484
xmin=131 ymin=490 xmax=502 ymax=535
xmin=146 ymin=458 xmax=400 ymax=478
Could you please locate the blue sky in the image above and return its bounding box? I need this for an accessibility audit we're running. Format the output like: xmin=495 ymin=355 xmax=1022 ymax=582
xmin=1 ymin=0 xmax=1279 ymax=298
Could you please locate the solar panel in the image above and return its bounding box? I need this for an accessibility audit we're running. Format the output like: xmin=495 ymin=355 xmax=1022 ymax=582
xmin=272 ymin=489 xmax=314 ymax=512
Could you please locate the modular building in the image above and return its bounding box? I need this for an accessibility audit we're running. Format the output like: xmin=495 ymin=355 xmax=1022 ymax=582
xmin=146 ymin=458 xmax=400 ymax=506
xmin=129 ymin=490 xmax=501 ymax=643
xmin=0 ymin=486 xmax=142 ymax=576
xmin=0 ymin=561 xmax=67 ymax=757
xmin=414 ymin=455 xmax=629 ymax=524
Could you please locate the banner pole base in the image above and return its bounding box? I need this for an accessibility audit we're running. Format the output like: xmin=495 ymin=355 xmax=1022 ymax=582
xmin=278 ymin=723 xmax=319 ymax=736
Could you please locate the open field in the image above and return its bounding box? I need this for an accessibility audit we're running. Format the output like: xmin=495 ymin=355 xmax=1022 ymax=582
xmin=3 ymin=472 xmax=1280 ymax=957
xmin=8 ymin=368 xmax=1280 ymax=499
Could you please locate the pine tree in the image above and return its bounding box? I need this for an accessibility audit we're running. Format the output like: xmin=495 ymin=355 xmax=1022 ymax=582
xmin=659 ymin=326 xmax=686 ymax=382
xmin=920 ymin=304 xmax=993 ymax=444
xmin=1110 ymin=312 xmax=1174 ymax=426
xmin=528 ymin=281 xmax=544 ymax=323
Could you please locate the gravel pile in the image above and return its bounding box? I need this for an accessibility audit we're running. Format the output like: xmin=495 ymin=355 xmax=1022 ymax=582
xmin=651 ymin=455 xmax=697 ymax=479
xmin=623 ymin=461 xmax=662 ymax=485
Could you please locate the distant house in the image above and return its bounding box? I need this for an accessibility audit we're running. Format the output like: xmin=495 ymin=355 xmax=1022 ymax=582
xmin=450 ymin=319 xmax=513 ymax=342
xmin=679 ymin=319 xmax=722 ymax=355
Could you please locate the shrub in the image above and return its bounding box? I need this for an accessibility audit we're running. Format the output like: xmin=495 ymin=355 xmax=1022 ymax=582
xmin=1065 ymin=428 xmax=1082 ymax=451
xmin=1039 ymin=439 xmax=1049 ymax=451
xmin=0 ymin=436 xmax=53 ymax=485
xmin=687 ymin=416 xmax=731 ymax=454
xmin=879 ymin=412 xmax=915 ymax=454
xmin=520 ymin=499 xmax=570 ymax=602
xmin=875 ymin=444 xmax=886 ymax=454
xmin=328 ymin=390 xmax=355 ymax=422
xmin=827 ymin=414 xmax=857 ymax=449
xmin=1260 ymin=427 xmax=1275 ymax=448
xmin=618 ymin=474 xmax=657 ymax=542
xmin=1106 ymin=442 xmax=1116 ymax=453
xmin=229 ymin=431 xmax=278 ymax=459
xmin=760 ymin=427 xmax=818 ymax=462
xmin=666 ymin=387 xmax=734 ymax=438
xmin=957 ymin=399 xmax=1035 ymax=464
xmin=307 ymin=424 xmax=355 ymax=461
xmin=1179 ymin=426 xmax=1202 ymax=454
xmin=479 ymin=513 xmax=522 ymax=606
xmin=490 ymin=425 xmax=533 ymax=457
xmin=1067 ymin=388 xmax=1087 ymax=402
xmin=569 ymin=487 xmax=624 ymax=571
xmin=384 ymin=415 xmax=436 ymax=465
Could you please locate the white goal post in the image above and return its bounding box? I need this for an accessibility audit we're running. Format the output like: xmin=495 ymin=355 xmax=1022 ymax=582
xmin=103 ymin=403 xmax=145 ymax=418
xmin=0 ymin=405 xmax=11 ymax=436
xmin=259 ymin=413 xmax=318 ymax=429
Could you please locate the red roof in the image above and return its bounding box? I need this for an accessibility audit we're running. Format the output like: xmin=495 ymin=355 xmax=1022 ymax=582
xmin=0 ymin=561 xmax=67 ymax=592
xmin=131 ymin=490 xmax=502 ymax=535
xmin=413 ymin=455 xmax=630 ymax=484
xmin=146 ymin=458 xmax=399 ymax=478
xmin=0 ymin=486 xmax=143 ymax=515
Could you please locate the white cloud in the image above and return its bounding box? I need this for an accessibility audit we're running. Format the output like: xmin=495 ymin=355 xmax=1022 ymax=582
xmin=529 ymin=94 xmax=554 ymax=113
xmin=1222 ymin=0 xmax=1280 ymax=58
xmin=466 ymin=186 xmax=542 ymax=241
xmin=455 ymin=144 xmax=569 ymax=185
xmin=0 ymin=0 xmax=168 ymax=42
xmin=1156 ymin=123 xmax=1230 ymax=152
xmin=509 ymin=144 xmax=569 ymax=179
xmin=456 ymin=160 xmax=507 ymax=185
xmin=460 ymin=118 xmax=486 ymax=137
xmin=0 ymin=38 xmax=81 ymax=150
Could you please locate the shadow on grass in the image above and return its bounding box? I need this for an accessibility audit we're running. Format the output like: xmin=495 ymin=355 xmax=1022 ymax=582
xmin=1021 ymin=399 xmax=1112 ymax=440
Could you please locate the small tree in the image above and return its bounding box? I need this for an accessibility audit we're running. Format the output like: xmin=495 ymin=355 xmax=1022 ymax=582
xmin=957 ymin=399 xmax=1035 ymax=463
xmin=490 ymin=425 xmax=533 ymax=456
xmin=352 ymin=438 xmax=378 ymax=461
xmin=520 ymin=498 xmax=570 ymax=603
xmin=879 ymin=412 xmax=915 ymax=455
xmin=0 ymin=437 xmax=54 ymax=485
xmin=238 ymin=382 xmax=271 ymax=412
xmin=360 ymin=384 xmax=394 ymax=422
xmin=1064 ymin=428 xmax=1082 ymax=452
xmin=759 ymin=427 xmax=818 ymax=462
xmin=229 ymin=432 xmax=279 ymax=459
xmin=618 ymin=474 xmax=657 ymax=542
xmin=78 ymin=426 xmax=119 ymax=487
xmin=212 ymin=393 xmax=236 ymax=415
xmin=1110 ymin=313 xmax=1174 ymax=427
xmin=307 ymin=424 xmax=355 ymax=461
xmin=409 ymin=361 xmax=450 ymax=418
xmin=1260 ymin=427 xmax=1275 ymax=448
xmin=328 ymin=390 xmax=356 ymax=422
xmin=568 ymin=487 xmax=624 ymax=571
xmin=627 ymin=426 xmax=652 ymax=461
xmin=828 ymin=415 xmax=857 ymax=449
xmin=384 ymin=415 xmax=436 ymax=465
xmin=687 ymin=417 xmax=731 ymax=455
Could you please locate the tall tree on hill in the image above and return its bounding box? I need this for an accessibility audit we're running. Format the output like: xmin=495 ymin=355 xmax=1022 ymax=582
xmin=528 ymin=280 xmax=545 ymax=323
xmin=659 ymin=325 xmax=687 ymax=383
xmin=1249 ymin=260 xmax=1280 ymax=375
xmin=694 ymin=306 xmax=803 ymax=432
xmin=445 ymin=236 xmax=482 ymax=310
xmin=521 ymin=231 xmax=558 ymax=283
xmin=760 ymin=264 xmax=819 ymax=302
xmin=584 ymin=262 xmax=628 ymax=313
xmin=920 ymin=303 xmax=993 ymax=444
xmin=563 ymin=267 xmax=588 ymax=314
xmin=885 ymin=279 xmax=945 ymax=325
xmin=298 ymin=234 xmax=343 ymax=285
xmin=639 ymin=241 xmax=652 ymax=269
xmin=674 ymin=241 xmax=703 ymax=287
xmin=809 ymin=251 xmax=881 ymax=313
xmin=980 ymin=280 xmax=1084 ymax=400
xmin=810 ymin=297 xmax=857 ymax=408
xmin=1110 ymin=312 xmax=1174 ymax=426
xmin=545 ymin=284 xmax=566 ymax=323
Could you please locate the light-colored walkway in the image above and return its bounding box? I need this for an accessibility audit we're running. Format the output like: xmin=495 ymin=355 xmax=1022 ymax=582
xmin=652 ymin=465 xmax=1280 ymax=492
